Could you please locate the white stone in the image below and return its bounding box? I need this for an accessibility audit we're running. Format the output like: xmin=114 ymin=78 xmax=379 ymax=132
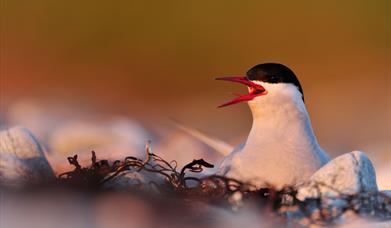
xmin=0 ymin=127 xmax=54 ymax=186
xmin=297 ymin=151 xmax=378 ymax=199
xmin=48 ymin=117 xmax=150 ymax=156
xmin=46 ymin=118 xmax=150 ymax=172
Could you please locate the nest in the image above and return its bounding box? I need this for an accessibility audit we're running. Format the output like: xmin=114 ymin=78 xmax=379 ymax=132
xmin=56 ymin=143 xmax=391 ymax=226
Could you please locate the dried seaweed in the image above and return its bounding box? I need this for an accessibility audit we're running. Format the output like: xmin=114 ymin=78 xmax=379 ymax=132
xmin=57 ymin=143 xmax=391 ymax=226
xmin=58 ymin=151 xmax=115 ymax=189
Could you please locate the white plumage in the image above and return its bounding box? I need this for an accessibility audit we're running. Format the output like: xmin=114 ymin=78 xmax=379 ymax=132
xmin=217 ymin=82 xmax=330 ymax=188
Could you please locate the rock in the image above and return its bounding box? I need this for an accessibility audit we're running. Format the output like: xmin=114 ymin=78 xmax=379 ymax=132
xmin=25 ymin=116 xmax=152 ymax=175
xmin=0 ymin=127 xmax=55 ymax=186
xmin=48 ymin=117 xmax=150 ymax=156
xmin=298 ymin=151 xmax=378 ymax=200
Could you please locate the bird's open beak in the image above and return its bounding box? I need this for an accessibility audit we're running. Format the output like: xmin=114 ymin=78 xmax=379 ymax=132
xmin=215 ymin=76 xmax=267 ymax=108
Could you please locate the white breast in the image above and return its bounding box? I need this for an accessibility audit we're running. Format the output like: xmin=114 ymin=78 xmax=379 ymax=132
xmin=218 ymin=82 xmax=330 ymax=188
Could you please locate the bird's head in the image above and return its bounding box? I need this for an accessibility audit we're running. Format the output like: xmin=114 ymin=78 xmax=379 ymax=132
xmin=216 ymin=63 xmax=304 ymax=109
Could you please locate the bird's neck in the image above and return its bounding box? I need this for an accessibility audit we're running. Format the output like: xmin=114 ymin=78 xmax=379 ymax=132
xmin=245 ymin=99 xmax=321 ymax=152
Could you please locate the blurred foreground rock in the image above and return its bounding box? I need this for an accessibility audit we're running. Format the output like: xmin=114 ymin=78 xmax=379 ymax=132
xmin=45 ymin=117 xmax=152 ymax=175
xmin=49 ymin=117 xmax=150 ymax=156
xmin=0 ymin=127 xmax=54 ymax=186
xmin=283 ymin=152 xmax=389 ymax=226
xmin=298 ymin=151 xmax=378 ymax=200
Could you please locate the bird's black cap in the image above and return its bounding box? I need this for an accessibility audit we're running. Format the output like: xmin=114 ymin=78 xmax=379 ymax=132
xmin=246 ymin=63 xmax=304 ymax=100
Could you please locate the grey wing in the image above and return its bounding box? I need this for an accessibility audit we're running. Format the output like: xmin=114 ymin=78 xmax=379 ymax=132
xmin=171 ymin=120 xmax=234 ymax=156
xmin=216 ymin=143 xmax=245 ymax=175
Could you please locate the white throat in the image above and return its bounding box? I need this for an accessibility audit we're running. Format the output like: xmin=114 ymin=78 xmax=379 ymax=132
xmin=246 ymin=82 xmax=318 ymax=152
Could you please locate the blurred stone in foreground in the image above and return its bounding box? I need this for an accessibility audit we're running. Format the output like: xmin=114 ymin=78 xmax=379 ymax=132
xmin=48 ymin=117 xmax=150 ymax=156
xmin=298 ymin=151 xmax=378 ymax=200
xmin=0 ymin=127 xmax=54 ymax=186
xmin=46 ymin=117 xmax=152 ymax=175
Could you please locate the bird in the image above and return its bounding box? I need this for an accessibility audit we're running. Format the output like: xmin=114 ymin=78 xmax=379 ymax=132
xmin=212 ymin=63 xmax=331 ymax=189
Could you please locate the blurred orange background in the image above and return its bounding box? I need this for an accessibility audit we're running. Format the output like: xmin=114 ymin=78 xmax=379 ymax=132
xmin=0 ymin=1 xmax=390 ymax=158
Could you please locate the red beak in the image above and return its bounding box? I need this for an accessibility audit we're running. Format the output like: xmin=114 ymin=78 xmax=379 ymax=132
xmin=215 ymin=76 xmax=267 ymax=108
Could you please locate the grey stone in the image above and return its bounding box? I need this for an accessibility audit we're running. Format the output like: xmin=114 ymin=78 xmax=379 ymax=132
xmin=298 ymin=151 xmax=378 ymax=199
xmin=0 ymin=127 xmax=54 ymax=186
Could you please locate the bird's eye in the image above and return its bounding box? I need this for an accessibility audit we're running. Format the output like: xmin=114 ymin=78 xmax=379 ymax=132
xmin=268 ymin=75 xmax=279 ymax=83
